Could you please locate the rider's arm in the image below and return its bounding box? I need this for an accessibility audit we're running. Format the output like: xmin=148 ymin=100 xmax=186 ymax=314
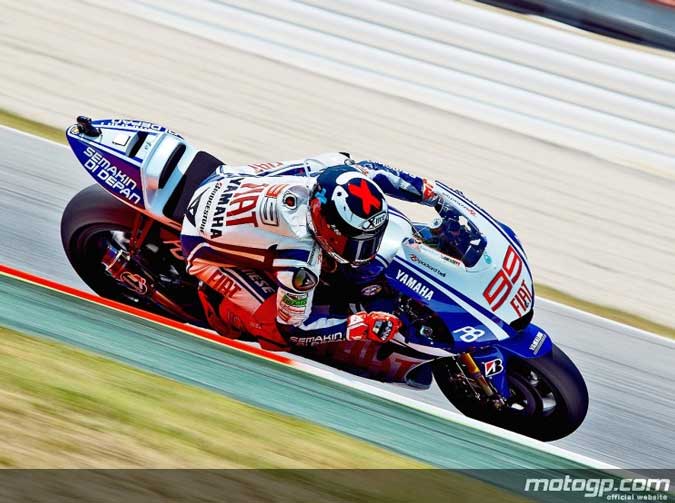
xmin=273 ymin=252 xmax=399 ymax=347
xmin=273 ymin=265 xmax=354 ymax=346
xmin=275 ymin=304 xmax=351 ymax=347
xmin=354 ymin=160 xmax=439 ymax=207
xmin=275 ymin=299 xmax=400 ymax=348
xmin=265 ymin=153 xmax=439 ymax=207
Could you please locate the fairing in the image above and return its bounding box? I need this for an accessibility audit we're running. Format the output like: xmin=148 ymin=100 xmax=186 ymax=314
xmin=377 ymin=185 xmax=546 ymax=395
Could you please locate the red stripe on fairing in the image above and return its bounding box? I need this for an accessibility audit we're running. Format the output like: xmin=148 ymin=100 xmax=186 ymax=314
xmin=0 ymin=264 xmax=293 ymax=365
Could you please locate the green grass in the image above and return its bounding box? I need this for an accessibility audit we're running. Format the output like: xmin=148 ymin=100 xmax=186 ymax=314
xmin=0 ymin=326 xmax=426 ymax=469
xmin=0 ymin=326 xmax=530 ymax=502
xmin=0 ymin=108 xmax=66 ymax=144
xmin=0 ymin=108 xmax=669 ymax=340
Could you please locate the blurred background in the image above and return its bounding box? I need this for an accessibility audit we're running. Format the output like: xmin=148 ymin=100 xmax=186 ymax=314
xmin=1 ymin=0 xmax=674 ymax=476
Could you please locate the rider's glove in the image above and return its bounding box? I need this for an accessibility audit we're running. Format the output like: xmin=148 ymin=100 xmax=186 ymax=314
xmin=420 ymin=178 xmax=437 ymax=204
xmin=346 ymin=311 xmax=401 ymax=343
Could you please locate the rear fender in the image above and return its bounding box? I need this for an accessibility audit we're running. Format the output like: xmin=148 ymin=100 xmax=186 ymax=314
xmin=66 ymin=118 xmax=198 ymax=227
xmin=67 ymin=123 xmax=146 ymax=209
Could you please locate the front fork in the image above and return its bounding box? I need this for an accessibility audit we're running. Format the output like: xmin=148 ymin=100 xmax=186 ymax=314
xmin=457 ymin=352 xmax=507 ymax=409
xmin=452 ymin=325 xmax=553 ymax=409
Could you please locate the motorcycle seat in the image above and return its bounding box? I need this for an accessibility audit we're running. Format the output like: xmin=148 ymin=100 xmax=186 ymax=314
xmin=163 ymin=151 xmax=225 ymax=224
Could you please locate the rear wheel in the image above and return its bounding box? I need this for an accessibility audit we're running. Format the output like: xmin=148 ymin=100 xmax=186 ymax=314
xmin=433 ymin=345 xmax=588 ymax=441
xmin=60 ymin=185 xmax=200 ymax=320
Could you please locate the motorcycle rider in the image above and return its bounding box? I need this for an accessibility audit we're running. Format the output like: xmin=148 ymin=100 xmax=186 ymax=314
xmin=180 ymin=153 xmax=442 ymax=351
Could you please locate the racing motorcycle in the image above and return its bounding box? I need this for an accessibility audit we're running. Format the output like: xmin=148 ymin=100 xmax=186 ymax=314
xmin=61 ymin=116 xmax=588 ymax=441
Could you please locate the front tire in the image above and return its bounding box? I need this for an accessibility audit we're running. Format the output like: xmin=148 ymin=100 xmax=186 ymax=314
xmin=433 ymin=345 xmax=588 ymax=441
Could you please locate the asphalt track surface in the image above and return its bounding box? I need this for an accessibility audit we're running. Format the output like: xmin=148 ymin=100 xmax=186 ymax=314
xmin=0 ymin=127 xmax=674 ymax=469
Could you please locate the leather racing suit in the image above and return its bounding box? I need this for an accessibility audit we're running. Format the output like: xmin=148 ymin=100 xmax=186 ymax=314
xmin=180 ymin=152 xmax=439 ymax=350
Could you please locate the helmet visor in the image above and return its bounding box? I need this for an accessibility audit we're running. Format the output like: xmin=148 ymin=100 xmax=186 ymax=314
xmin=342 ymin=232 xmax=385 ymax=264
xmin=310 ymin=198 xmax=384 ymax=264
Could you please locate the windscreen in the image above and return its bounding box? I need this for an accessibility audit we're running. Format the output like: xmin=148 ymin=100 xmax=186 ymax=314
xmin=413 ymin=203 xmax=487 ymax=268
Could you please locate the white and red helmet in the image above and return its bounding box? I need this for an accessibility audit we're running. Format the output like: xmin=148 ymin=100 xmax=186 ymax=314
xmin=308 ymin=165 xmax=389 ymax=265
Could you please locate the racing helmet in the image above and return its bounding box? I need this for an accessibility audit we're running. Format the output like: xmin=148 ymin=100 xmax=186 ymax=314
xmin=308 ymin=165 xmax=389 ymax=265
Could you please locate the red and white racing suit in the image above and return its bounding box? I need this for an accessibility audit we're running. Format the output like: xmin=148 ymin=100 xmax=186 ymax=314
xmin=180 ymin=153 xmax=438 ymax=350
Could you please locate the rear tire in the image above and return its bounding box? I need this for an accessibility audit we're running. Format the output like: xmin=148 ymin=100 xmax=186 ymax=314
xmin=60 ymin=185 xmax=192 ymax=319
xmin=433 ymin=345 xmax=588 ymax=441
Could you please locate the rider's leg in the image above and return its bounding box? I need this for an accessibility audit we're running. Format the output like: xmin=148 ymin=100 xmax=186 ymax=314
xmin=192 ymin=265 xmax=289 ymax=349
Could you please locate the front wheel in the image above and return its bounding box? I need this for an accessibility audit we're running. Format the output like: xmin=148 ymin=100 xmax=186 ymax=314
xmin=433 ymin=345 xmax=588 ymax=441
